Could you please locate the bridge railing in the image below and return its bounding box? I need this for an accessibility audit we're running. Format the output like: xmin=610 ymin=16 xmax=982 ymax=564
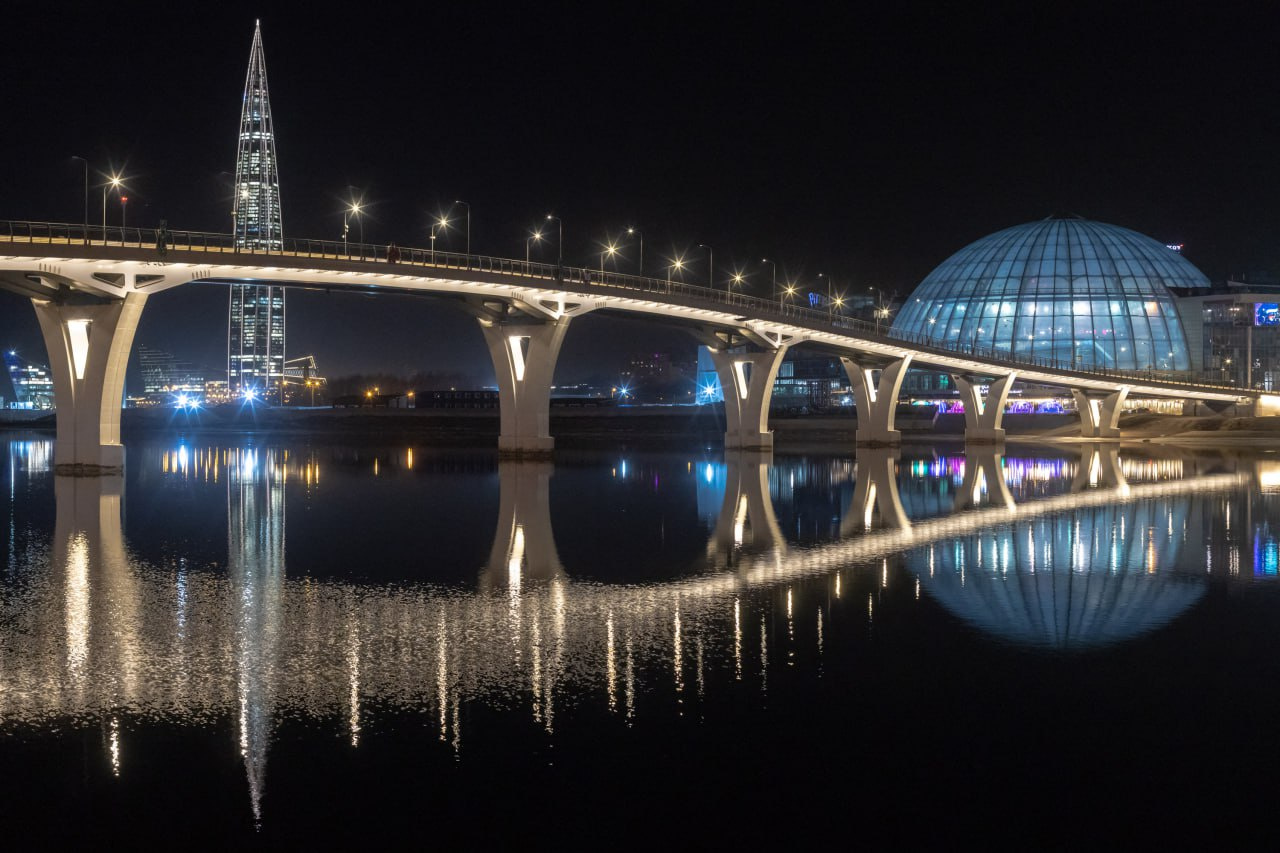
xmin=0 ymin=219 xmax=1248 ymax=394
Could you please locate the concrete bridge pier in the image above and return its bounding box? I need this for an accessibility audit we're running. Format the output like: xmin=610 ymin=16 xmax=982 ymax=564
xmin=706 ymin=452 xmax=784 ymax=567
xmin=476 ymin=300 xmax=585 ymax=458
xmin=954 ymin=446 xmax=1017 ymax=513
xmin=480 ymin=461 xmax=565 ymax=591
xmin=842 ymin=447 xmax=912 ymax=534
xmin=707 ymin=346 xmax=789 ymax=451
xmin=1071 ymin=386 xmax=1130 ymax=439
xmin=952 ymin=373 xmax=1017 ymax=443
xmin=33 ymin=292 xmax=148 ymax=475
xmin=841 ymin=355 xmax=913 ymax=447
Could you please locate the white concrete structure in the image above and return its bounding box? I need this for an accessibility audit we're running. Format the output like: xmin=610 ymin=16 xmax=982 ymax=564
xmin=1071 ymin=387 xmax=1131 ymax=439
xmin=0 ymin=226 xmax=1256 ymax=470
xmin=952 ymin=373 xmax=1017 ymax=444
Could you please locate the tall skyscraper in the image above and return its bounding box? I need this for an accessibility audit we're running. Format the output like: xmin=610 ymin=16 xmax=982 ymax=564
xmin=228 ymin=20 xmax=285 ymax=399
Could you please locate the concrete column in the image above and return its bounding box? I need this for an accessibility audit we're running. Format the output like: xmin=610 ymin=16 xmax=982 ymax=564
xmin=952 ymin=373 xmax=1017 ymax=443
xmin=32 ymin=292 xmax=147 ymax=474
xmin=1071 ymin=386 xmax=1130 ymax=439
xmin=481 ymin=461 xmax=565 ymax=591
xmin=707 ymin=346 xmax=789 ymax=451
xmin=706 ymin=452 xmax=784 ymax=567
xmin=954 ymin=447 xmax=1016 ymax=513
xmin=841 ymin=355 xmax=913 ymax=447
xmin=479 ymin=316 xmax=571 ymax=457
xmin=842 ymin=447 xmax=911 ymax=534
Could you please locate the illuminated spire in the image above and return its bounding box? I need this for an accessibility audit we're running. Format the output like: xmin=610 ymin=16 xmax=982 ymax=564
xmin=233 ymin=20 xmax=283 ymax=249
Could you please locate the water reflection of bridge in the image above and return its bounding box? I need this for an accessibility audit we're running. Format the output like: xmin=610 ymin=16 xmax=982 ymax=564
xmin=0 ymin=439 xmax=1254 ymax=823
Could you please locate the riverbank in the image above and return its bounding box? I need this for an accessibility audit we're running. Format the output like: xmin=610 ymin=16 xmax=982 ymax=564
xmin=5 ymin=405 xmax=1280 ymax=449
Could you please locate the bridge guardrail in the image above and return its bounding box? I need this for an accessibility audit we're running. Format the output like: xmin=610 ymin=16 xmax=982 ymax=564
xmin=0 ymin=219 xmax=1250 ymax=395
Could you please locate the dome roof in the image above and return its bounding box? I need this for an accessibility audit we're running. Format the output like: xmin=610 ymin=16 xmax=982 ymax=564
xmin=891 ymin=218 xmax=1209 ymax=372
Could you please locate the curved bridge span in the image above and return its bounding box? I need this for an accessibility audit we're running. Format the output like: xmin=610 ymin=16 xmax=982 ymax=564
xmin=0 ymin=222 xmax=1258 ymax=471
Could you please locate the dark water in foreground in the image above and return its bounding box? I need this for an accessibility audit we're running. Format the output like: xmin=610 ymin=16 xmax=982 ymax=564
xmin=3 ymin=435 xmax=1280 ymax=845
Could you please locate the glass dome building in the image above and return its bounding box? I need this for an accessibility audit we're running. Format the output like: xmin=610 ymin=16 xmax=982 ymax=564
xmin=891 ymin=218 xmax=1210 ymax=371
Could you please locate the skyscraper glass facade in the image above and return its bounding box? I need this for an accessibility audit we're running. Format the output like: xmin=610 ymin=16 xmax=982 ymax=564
xmin=891 ymin=219 xmax=1209 ymax=372
xmin=228 ymin=21 xmax=285 ymax=397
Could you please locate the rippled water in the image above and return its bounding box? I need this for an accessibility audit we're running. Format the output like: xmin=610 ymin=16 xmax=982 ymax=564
xmin=3 ymin=435 xmax=1280 ymax=844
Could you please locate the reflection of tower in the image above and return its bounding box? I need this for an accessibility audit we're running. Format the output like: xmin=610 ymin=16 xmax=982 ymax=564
xmin=227 ymin=20 xmax=286 ymax=399
xmin=227 ymin=447 xmax=286 ymax=826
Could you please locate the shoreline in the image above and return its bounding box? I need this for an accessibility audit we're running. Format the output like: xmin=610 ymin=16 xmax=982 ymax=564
xmin=4 ymin=406 xmax=1280 ymax=451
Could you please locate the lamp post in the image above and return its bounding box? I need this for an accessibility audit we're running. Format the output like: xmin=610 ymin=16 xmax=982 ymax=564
xmin=453 ymin=200 xmax=471 ymax=264
xmin=667 ymin=256 xmax=685 ymax=288
xmin=600 ymin=241 xmax=619 ymax=275
xmin=760 ymin=258 xmax=777 ymax=300
xmin=546 ymin=214 xmax=563 ymax=267
xmin=781 ymin=282 xmax=797 ymax=310
xmin=121 ymin=195 xmax=128 ymax=233
xmin=627 ymin=227 xmax=644 ymax=275
xmin=698 ymin=244 xmax=714 ymax=289
xmin=102 ymin=174 xmax=122 ymax=243
xmin=70 ymin=156 xmax=88 ymax=241
xmin=526 ymin=229 xmax=544 ymax=268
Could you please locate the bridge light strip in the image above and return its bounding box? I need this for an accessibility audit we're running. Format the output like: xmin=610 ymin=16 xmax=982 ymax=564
xmin=509 ymin=336 xmax=528 ymax=382
xmin=67 ymin=320 xmax=90 ymax=380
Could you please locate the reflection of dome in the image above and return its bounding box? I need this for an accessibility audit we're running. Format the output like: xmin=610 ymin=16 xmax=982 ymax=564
xmin=892 ymin=219 xmax=1208 ymax=371
xmin=907 ymin=500 xmax=1204 ymax=650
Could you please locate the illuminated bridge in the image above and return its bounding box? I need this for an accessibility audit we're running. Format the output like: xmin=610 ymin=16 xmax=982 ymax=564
xmin=0 ymin=221 xmax=1263 ymax=472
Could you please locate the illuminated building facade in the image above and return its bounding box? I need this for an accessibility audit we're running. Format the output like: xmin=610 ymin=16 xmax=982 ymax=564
xmin=1177 ymin=285 xmax=1280 ymax=391
xmin=892 ymin=218 xmax=1209 ymax=372
xmin=4 ymin=350 xmax=54 ymax=410
xmin=227 ymin=20 xmax=286 ymax=399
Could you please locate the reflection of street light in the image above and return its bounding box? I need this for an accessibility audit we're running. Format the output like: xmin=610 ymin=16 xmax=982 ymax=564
xmin=627 ymin=227 xmax=644 ymax=275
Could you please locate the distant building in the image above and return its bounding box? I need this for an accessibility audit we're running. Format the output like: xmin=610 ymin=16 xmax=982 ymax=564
xmin=227 ymin=20 xmax=286 ymax=401
xmin=137 ymin=345 xmax=205 ymax=405
xmin=4 ymin=350 xmax=54 ymax=410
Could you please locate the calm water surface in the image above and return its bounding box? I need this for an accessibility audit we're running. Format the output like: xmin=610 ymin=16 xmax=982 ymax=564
xmin=4 ymin=435 xmax=1280 ymax=845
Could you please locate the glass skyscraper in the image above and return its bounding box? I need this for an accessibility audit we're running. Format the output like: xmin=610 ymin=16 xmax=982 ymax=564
xmin=228 ymin=20 xmax=285 ymax=399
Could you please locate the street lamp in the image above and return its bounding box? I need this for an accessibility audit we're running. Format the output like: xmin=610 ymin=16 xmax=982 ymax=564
xmin=121 ymin=195 xmax=128 ymax=233
xmin=697 ymin=244 xmax=714 ymax=289
xmin=431 ymin=216 xmax=449 ymax=263
xmin=70 ymin=156 xmax=88 ymax=241
xmin=102 ymin=174 xmax=123 ymax=241
xmin=344 ymin=201 xmax=363 ymax=258
xmin=627 ymin=227 xmax=644 ymax=275
xmin=526 ymin=228 xmax=544 ymax=267
xmin=453 ymin=200 xmax=471 ymax=263
xmin=667 ymin=255 xmax=685 ymax=287
xmin=760 ymin=258 xmax=777 ymax=300
xmin=600 ymin=241 xmax=619 ymax=275
xmin=546 ymin=214 xmax=563 ymax=267
xmin=781 ymin=282 xmax=798 ymax=309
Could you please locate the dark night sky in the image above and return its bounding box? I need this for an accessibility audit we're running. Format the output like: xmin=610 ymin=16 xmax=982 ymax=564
xmin=2 ymin=1 xmax=1278 ymax=389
